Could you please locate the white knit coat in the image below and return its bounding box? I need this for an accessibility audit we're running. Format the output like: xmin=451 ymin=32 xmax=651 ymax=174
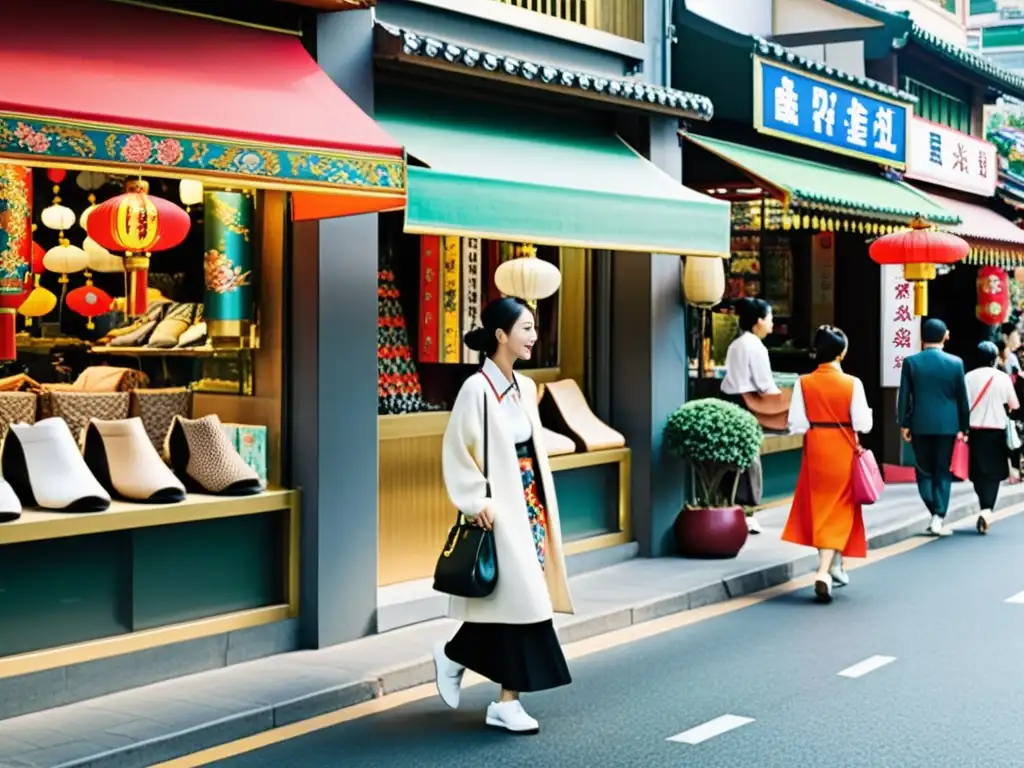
xmin=441 ymin=371 xmax=574 ymax=624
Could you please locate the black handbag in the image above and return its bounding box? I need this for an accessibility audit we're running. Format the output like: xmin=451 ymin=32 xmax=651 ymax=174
xmin=433 ymin=394 xmax=498 ymax=598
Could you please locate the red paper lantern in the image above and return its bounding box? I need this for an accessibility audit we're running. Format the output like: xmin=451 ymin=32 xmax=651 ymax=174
xmin=86 ymin=179 xmax=190 ymax=316
xmin=66 ymin=280 xmax=113 ymax=330
xmin=869 ymin=217 xmax=968 ymax=316
xmin=976 ymin=266 xmax=1010 ymax=326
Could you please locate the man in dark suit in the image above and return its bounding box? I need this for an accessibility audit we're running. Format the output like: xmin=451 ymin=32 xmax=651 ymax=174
xmin=898 ymin=318 xmax=970 ymax=537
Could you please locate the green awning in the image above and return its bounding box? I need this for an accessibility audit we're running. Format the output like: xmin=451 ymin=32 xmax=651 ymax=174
xmin=683 ymin=134 xmax=961 ymax=225
xmin=375 ymin=93 xmax=730 ymax=257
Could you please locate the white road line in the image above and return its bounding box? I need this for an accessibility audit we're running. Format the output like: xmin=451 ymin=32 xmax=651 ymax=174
xmin=1005 ymin=590 xmax=1024 ymax=604
xmin=838 ymin=655 xmax=897 ymax=678
xmin=667 ymin=715 xmax=755 ymax=745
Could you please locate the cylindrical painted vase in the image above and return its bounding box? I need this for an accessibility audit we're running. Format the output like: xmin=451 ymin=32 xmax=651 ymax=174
xmin=0 ymin=166 xmax=32 ymax=360
xmin=203 ymin=191 xmax=253 ymax=344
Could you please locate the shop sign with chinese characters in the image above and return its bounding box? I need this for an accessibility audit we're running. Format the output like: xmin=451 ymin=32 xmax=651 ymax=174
xmin=881 ymin=265 xmax=921 ymax=388
xmin=754 ymin=58 xmax=909 ymax=167
xmin=905 ymin=117 xmax=997 ymax=197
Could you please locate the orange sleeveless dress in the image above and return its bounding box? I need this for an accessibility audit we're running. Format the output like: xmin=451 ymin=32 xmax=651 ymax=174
xmin=781 ymin=366 xmax=867 ymax=558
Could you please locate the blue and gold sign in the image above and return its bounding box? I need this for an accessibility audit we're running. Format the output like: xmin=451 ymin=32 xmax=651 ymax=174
xmin=754 ymin=57 xmax=910 ymax=167
xmin=204 ymin=191 xmax=253 ymax=342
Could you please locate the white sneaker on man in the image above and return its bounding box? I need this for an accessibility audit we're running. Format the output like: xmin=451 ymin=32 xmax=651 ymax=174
xmin=433 ymin=641 xmax=465 ymax=709
xmin=486 ymin=700 xmax=540 ymax=734
xmin=929 ymin=515 xmax=952 ymax=537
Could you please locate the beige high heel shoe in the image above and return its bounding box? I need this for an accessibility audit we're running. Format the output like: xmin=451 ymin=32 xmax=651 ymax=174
xmin=83 ymin=418 xmax=186 ymax=503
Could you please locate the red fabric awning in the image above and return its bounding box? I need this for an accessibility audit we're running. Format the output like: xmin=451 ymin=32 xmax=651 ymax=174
xmin=0 ymin=0 xmax=405 ymax=220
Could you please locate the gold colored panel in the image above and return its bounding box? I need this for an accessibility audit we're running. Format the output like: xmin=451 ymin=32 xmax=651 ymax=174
xmin=559 ymin=247 xmax=587 ymax=389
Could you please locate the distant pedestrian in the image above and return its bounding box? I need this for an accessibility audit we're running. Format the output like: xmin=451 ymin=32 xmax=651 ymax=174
xmin=432 ymin=298 xmax=573 ymax=735
xmin=897 ymin=318 xmax=970 ymax=537
xmin=782 ymin=325 xmax=873 ymax=603
xmin=966 ymin=341 xmax=1019 ymax=534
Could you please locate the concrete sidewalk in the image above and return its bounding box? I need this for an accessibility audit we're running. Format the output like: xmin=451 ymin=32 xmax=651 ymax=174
xmin=1 ymin=482 xmax=1019 ymax=768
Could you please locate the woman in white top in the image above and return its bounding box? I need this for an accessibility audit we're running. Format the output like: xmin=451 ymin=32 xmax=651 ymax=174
xmin=720 ymin=298 xmax=780 ymax=401
xmin=433 ymin=298 xmax=574 ymax=735
xmin=965 ymin=341 xmax=1020 ymax=534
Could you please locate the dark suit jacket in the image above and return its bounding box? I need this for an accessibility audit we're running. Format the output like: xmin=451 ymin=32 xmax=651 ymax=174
xmin=897 ymin=347 xmax=970 ymax=437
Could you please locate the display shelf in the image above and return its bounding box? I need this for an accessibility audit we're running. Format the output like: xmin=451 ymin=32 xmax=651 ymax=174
xmin=0 ymin=488 xmax=297 ymax=545
xmin=90 ymin=345 xmax=251 ymax=358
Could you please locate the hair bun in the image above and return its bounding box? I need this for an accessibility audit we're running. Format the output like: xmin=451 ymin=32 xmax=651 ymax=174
xmin=463 ymin=327 xmax=489 ymax=352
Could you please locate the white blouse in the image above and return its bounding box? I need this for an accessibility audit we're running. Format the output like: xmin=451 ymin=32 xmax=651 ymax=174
xmin=481 ymin=358 xmax=533 ymax=444
xmin=787 ymin=373 xmax=874 ymax=435
xmin=966 ymin=367 xmax=1019 ymax=429
xmin=720 ymin=332 xmax=780 ymax=396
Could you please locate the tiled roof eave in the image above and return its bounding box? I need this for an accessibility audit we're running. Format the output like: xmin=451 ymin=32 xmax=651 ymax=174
xmin=907 ymin=24 xmax=1024 ymax=100
xmin=754 ymin=37 xmax=918 ymax=105
xmin=375 ymin=22 xmax=716 ymax=121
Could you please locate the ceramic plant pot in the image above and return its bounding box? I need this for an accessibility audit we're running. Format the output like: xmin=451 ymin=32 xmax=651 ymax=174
xmin=673 ymin=505 xmax=749 ymax=559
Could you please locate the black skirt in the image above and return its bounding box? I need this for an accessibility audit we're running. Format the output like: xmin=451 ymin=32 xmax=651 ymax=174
xmin=969 ymin=427 xmax=1009 ymax=483
xmin=444 ymin=620 xmax=571 ymax=693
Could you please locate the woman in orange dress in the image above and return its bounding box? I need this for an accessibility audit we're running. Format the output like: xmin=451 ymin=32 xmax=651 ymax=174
xmin=782 ymin=326 xmax=874 ymax=604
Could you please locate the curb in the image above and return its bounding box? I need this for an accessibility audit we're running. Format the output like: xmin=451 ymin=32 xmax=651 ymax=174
xmin=62 ymin=484 xmax=1024 ymax=768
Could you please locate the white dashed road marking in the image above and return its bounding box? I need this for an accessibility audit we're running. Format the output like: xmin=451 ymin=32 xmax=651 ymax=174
xmin=667 ymin=715 xmax=755 ymax=745
xmin=1005 ymin=590 xmax=1024 ymax=604
xmin=838 ymin=655 xmax=897 ymax=678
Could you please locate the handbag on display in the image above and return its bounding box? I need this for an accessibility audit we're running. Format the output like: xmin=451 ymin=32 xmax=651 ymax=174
xmin=819 ymin=384 xmax=884 ymax=505
xmin=951 ymin=375 xmax=996 ymax=481
xmin=433 ymin=393 xmax=498 ymax=599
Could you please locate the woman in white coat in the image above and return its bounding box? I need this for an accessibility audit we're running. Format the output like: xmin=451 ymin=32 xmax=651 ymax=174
xmin=433 ymin=297 xmax=574 ymax=735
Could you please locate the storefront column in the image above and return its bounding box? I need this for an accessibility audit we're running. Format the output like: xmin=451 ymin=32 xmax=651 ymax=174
xmin=292 ymin=9 xmax=379 ymax=648
xmin=609 ymin=116 xmax=689 ymax=557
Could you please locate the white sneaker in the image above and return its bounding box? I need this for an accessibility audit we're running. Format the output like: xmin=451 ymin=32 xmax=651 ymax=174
xmin=746 ymin=515 xmax=762 ymax=535
xmin=977 ymin=510 xmax=993 ymax=535
xmin=930 ymin=515 xmax=952 ymax=537
xmin=829 ymin=557 xmax=850 ymax=588
xmin=432 ymin=641 xmax=464 ymax=709
xmin=814 ymin=573 xmax=833 ymax=603
xmin=486 ymin=700 xmax=540 ymax=734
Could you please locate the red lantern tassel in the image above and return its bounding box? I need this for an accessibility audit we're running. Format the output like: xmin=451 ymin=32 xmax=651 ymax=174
xmin=0 ymin=309 xmax=17 ymax=361
xmin=128 ymin=268 xmax=149 ymax=317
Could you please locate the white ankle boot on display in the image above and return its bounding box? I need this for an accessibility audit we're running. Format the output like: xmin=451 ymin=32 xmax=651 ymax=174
xmin=3 ymin=418 xmax=110 ymax=512
xmin=83 ymin=418 xmax=186 ymax=504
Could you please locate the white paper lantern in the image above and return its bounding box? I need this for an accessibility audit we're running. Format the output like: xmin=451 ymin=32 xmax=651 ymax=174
xmin=79 ymin=204 xmax=97 ymax=231
xmin=179 ymin=179 xmax=204 ymax=209
xmin=682 ymin=256 xmax=726 ymax=308
xmin=41 ymin=204 xmax=76 ymax=233
xmin=84 ymin=237 xmax=123 ymax=273
xmin=43 ymin=242 xmax=88 ymax=282
xmin=494 ymin=258 xmax=561 ymax=301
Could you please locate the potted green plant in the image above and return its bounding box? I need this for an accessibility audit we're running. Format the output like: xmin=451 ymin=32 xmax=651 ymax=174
xmin=664 ymin=398 xmax=764 ymax=558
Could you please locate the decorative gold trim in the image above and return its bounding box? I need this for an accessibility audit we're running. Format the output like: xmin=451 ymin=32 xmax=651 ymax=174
xmin=106 ymin=0 xmax=304 ymax=35
xmin=563 ymin=531 xmax=632 ymax=556
xmin=519 ymin=367 xmax=562 ymax=385
xmin=752 ymin=56 xmax=910 ymax=170
xmin=379 ymin=411 xmax=451 ymax=440
xmin=549 ymin=447 xmax=629 ymax=472
xmin=760 ymin=433 xmax=804 ymax=455
xmin=559 ymin=247 xmax=588 ymax=389
xmin=0 ymin=606 xmax=291 ymax=679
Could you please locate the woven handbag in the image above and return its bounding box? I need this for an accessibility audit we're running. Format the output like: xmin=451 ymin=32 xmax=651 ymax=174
xmin=432 ymin=393 xmax=498 ymax=599
xmin=49 ymin=391 xmax=131 ymax=447
xmin=0 ymin=392 xmax=37 ymax=441
xmin=131 ymin=387 xmax=192 ymax=451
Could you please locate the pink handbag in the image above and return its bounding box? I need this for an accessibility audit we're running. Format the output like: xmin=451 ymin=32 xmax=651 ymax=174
xmin=817 ymin=380 xmax=884 ymax=505
xmin=950 ymin=375 xmax=993 ymax=481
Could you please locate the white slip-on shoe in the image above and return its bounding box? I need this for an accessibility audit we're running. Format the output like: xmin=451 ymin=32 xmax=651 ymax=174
xmin=432 ymin=641 xmax=465 ymax=710
xmin=930 ymin=515 xmax=952 ymax=537
xmin=486 ymin=700 xmax=540 ymax=734
xmin=814 ymin=573 xmax=833 ymax=604
xmin=746 ymin=515 xmax=762 ymax=535
xmin=829 ymin=556 xmax=850 ymax=588
xmin=977 ymin=510 xmax=993 ymax=535
xmin=84 ymin=418 xmax=186 ymax=504
xmin=3 ymin=418 xmax=110 ymax=512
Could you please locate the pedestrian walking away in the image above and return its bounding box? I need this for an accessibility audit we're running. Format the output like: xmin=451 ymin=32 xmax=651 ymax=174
xmin=433 ymin=297 xmax=574 ymax=735
xmin=966 ymin=341 xmax=1019 ymax=534
xmin=897 ymin=318 xmax=970 ymax=537
xmin=782 ymin=326 xmax=873 ymax=603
